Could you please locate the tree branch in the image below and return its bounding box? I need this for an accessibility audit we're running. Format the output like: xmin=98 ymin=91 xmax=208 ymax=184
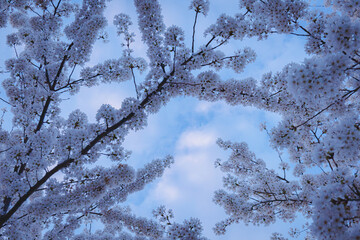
xmin=0 ymin=50 xmax=198 ymax=229
xmin=51 ymin=42 xmax=74 ymax=90
xmin=131 ymin=67 xmax=139 ymax=99
xmin=192 ymin=11 xmax=198 ymax=54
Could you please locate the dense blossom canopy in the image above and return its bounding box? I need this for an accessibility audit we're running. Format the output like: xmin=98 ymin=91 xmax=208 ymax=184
xmin=0 ymin=0 xmax=359 ymax=239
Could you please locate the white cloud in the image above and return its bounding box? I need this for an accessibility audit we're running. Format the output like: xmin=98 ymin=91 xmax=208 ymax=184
xmin=177 ymin=129 xmax=216 ymax=150
xmin=152 ymin=129 xmax=221 ymax=203
xmin=64 ymin=1 xmax=305 ymax=238
xmin=195 ymin=101 xmax=215 ymax=114
xmin=153 ymin=179 xmax=180 ymax=203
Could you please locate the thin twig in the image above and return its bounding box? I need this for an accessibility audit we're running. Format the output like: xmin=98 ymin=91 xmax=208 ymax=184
xmin=201 ymin=55 xmax=242 ymax=67
xmin=205 ymin=35 xmax=216 ymax=48
xmin=0 ymin=97 xmax=14 ymax=107
xmin=192 ymin=11 xmax=198 ymax=54
xmin=173 ymin=47 xmax=176 ymax=72
xmin=131 ymin=68 xmax=139 ymax=99
xmin=13 ymin=45 xmax=19 ymax=58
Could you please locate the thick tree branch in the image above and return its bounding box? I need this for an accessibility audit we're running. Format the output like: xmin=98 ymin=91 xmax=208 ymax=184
xmin=0 ymin=49 xmax=197 ymax=229
xmin=0 ymin=158 xmax=72 ymax=228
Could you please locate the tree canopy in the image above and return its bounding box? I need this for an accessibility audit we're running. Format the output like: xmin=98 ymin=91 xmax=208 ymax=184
xmin=0 ymin=0 xmax=359 ymax=239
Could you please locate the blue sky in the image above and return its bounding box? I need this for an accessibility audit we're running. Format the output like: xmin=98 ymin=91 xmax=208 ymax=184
xmin=0 ymin=0 xmax=310 ymax=239
xmin=76 ymin=1 xmax=308 ymax=239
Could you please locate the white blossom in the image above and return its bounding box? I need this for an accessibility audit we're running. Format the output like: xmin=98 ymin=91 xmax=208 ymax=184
xmin=189 ymin=0 xmax=210 ymax=16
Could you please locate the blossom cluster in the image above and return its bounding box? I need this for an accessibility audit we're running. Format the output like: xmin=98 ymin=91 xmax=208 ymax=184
xmin=212 ymin=1 xmax=360 ymax=239
xmin=189 ymin=0 xmax=210 ymax=16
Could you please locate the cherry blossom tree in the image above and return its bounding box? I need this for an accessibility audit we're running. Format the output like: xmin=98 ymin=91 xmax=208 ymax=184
xmin=212 ymin=1 xmax=360 ymax=239
xmin=0 ymin=0 xmax=257 ymax=239
xmin=0 ymin=0 xmax=359 ymax=239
